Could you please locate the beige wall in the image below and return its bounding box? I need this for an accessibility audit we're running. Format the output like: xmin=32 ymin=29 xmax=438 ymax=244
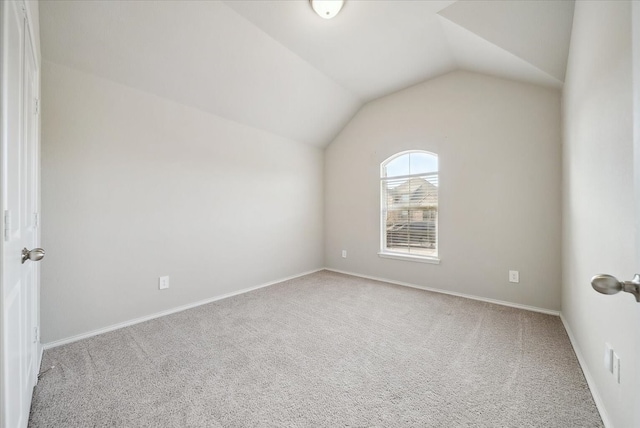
xmin=324 ymin=70 xmax=562 ymax=311
xmin=41 ymin=61 xmax=324 ymax=343
xmin=562 ymin=1 xmax=640 ymax=427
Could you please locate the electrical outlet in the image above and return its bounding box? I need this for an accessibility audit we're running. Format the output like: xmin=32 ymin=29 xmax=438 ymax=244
xmin=613 ymin=352 xmax=621 ymax=383
xmin=509 ymin=270 xmax=519 ymax=283
xmin=342 ymin=250 xmax=347 ymax=258
xmin=158 ymin=276 xmax=170 ymax=290
xmin=604 ymin=343 xmax=613 ymax=373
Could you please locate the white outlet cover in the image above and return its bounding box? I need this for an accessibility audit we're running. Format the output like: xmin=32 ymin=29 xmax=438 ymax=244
xmin=509 ymin=270 xmax=519 ymax=283
xmin=342 ymin=250 xmax=347 ymax=258
xmin=159 ymin=276 xmax=170 ymax=290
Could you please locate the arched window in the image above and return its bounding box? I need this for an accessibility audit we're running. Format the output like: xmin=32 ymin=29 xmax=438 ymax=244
xmin=380 ymin=151 xmax=439 ymax=262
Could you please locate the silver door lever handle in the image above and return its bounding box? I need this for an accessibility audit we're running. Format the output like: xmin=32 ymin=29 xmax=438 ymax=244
xmin=21 ymin=247 xmax=45 ymax=264
xmin=591 ymin=274 xmax=640 ymax=302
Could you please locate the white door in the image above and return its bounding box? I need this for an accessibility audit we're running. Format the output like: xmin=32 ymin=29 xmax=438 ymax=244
xmin=1 ymin=1 xmax=42 ymax=427
xmin=591 ymin=4 xmax=640 ymax=426
xmin=634 ymin=4 xmax=640 ymax=426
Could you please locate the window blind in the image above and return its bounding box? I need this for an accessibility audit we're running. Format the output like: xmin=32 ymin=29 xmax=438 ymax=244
xmin=381 ymin=171 xmax=438 ymax=258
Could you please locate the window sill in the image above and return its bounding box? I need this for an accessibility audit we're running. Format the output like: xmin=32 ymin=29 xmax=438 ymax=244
xmin=378 ymin=252 xmax=440 ymax=264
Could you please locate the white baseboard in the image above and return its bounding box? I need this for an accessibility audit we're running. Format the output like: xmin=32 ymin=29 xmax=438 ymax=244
xmin=324 ymin=267 xmax=560 ymax=316
xmin=43 ymin=268 xmax=323 ymax=350
xmin=37 ymin=343 xmax=43 ymax=376
xmin=559 ymin=313 xmax=612 ymax=428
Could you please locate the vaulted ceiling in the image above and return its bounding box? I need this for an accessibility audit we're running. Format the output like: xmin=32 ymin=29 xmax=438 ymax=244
xmin=40 ymin=0 xmax=575 ymax=147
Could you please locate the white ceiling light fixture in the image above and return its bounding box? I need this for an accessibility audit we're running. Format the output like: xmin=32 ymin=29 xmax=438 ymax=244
xmin=310 ymin=0 xmax=344 ymax=20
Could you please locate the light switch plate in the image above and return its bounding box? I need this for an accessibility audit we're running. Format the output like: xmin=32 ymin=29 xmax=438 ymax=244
xmin=613 ymin=352 xmax=620 ymax=383
xmin=604 ymin=343 xmax=613 ymax=373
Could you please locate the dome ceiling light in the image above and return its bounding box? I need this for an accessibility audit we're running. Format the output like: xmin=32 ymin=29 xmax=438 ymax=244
xmin=310 ymin=0 xmax=344 ymax=19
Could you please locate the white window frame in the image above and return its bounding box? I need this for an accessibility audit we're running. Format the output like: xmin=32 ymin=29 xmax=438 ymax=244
xmin=379 ymin=150 xmax=440 ymax=264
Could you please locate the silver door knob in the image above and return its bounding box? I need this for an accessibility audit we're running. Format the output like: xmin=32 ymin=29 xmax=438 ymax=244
xmin=591 ymin=273 xmax=640 ymax=302
xmin=21 ymin=247 xmax=45 ymax=264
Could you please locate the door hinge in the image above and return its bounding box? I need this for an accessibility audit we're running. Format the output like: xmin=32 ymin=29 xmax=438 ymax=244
xmin=34 ymin=212 xmax=39 ymax=228
xmin=34 ymin=98 xmax=39 ymax=115
xmin=3 ymin=210 xmax=10 ymax=241
xmin=33 ymin=326 xmax=39 ymax=343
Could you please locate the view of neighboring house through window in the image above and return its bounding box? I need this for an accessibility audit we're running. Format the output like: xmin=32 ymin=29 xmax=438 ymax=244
xmin=380 ymin=151 xmax=438 ymax=261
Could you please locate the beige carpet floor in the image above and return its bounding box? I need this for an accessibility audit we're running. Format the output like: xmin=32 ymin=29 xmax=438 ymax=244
xmin=29 ymin=270 xmax=602 ymax=427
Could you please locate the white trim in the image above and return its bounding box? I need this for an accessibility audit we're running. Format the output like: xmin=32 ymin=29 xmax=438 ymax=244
xmin=559 ymin=313 xmax=612 ymax=428
xmin=35 ymin=345 xmax=43 ymax=383
xmin=43 ymin=268 xmax=323 ymax=350
xmin=21 ymin=0 xmax=40 ymax=68
xmin=325 ymin=267 xmax=560 ymax=316
xmin=378 ymin=251 xmax=440 ymax=264
xmin=0 ymin=2 xmax=5 ymax=419
xmin=380 ymin=150 xmax=440 ymax=262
